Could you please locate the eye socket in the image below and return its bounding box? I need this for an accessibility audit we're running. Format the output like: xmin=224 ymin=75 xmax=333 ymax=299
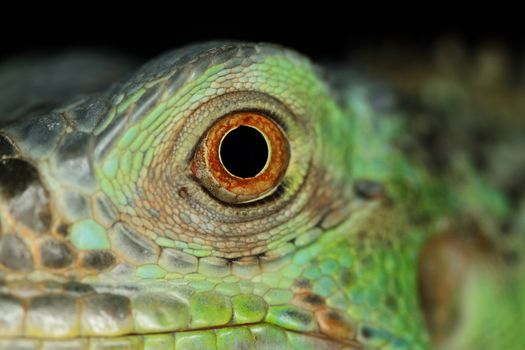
xmin=191 ymin=111 xmax=290 ymax=204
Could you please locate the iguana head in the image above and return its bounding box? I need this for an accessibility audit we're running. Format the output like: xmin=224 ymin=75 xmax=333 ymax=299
xmin=0 ymin=43 xmax=428 ymax=349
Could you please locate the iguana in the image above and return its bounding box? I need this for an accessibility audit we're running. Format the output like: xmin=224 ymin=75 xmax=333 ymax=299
xmin=0 ymin=41 xmax=523 ymax=349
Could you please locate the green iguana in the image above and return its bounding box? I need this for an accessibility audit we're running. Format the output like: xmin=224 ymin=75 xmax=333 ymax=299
xmin=0 ymin=41 xmax=523 ymax=349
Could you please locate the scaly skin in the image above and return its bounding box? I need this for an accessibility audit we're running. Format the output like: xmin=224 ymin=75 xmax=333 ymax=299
xmin=0 ymin=42 xmax=523 ymax=349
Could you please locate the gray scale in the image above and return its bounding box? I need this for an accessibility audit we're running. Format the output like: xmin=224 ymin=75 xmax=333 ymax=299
xmin=55 ymin=191 xmax=91 ymax=222
xmin=81 ymin=251 xmax=116 ymax=271
xmin=39 ymin=239 xmax=75 ymax=269
xmin=0 ymin=234 xmax=33 ymax=272
xmin=26 ymin=294 xmax=79 ymax=337
xmin=81 ymin=293 xmax=133 ymax=335
xmin=2 ymin=113 xmax=66 ymax=160
xmin=108 ymin=223 xmax=159 ymax=265
xmin=158 ymin=248 xmax=198 ymax=274
xmin=63 ymin=96 xmax=111 ymax=134
xmin=48 ymin=131 xmax=97 ymax=193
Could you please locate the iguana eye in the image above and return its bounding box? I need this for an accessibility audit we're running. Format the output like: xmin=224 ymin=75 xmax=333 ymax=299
xmin=192 ymin=111 xmax=289 ymax=204
xmin=94 ymin=47 xmax=331 ymax=258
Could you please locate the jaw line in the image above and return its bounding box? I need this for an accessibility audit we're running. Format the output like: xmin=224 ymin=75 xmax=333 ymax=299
xmin=0 ymin=323 xmax=362 ymax=349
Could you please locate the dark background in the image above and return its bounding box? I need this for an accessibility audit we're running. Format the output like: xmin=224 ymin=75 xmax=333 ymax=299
xmin=0 ymin=10 xmax=521 ymax=62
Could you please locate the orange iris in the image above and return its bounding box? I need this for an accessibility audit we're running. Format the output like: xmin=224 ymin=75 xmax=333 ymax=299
xmin=192 ymin=112 xmax=289 ymax=204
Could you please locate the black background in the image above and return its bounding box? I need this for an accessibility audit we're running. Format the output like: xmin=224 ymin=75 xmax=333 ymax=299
xmin=0 ymin=8 xmax=521 ymax=62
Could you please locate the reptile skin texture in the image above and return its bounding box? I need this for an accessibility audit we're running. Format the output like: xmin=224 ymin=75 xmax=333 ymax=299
xmin=0 ymin=42 xmax=523 ymax=349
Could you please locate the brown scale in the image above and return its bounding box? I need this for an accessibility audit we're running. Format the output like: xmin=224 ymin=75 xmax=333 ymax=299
xmin=291 ymin=278 xmax=358 ymax=344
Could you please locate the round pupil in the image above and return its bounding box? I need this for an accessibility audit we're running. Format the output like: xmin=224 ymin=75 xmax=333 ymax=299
xmin=220 ymin=125 xmax=269 ymax=178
